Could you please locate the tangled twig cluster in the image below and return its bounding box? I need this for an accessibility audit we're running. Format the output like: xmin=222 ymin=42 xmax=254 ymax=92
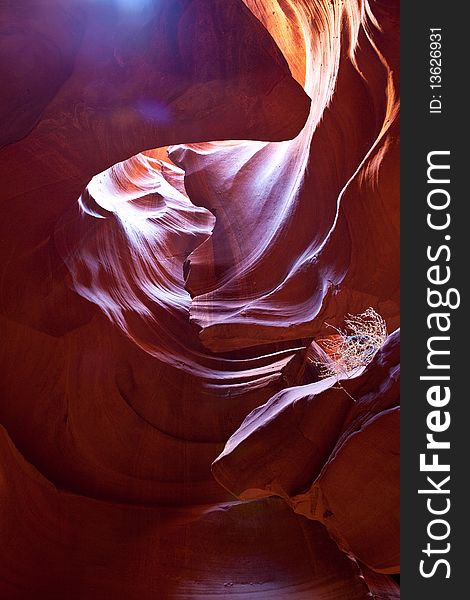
xmin=316 ymin=308 xmax=387 ymax=379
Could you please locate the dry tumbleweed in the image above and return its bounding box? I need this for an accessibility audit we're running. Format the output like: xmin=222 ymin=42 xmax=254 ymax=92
xmin=316 ymin=307 xmax=387 ymax=379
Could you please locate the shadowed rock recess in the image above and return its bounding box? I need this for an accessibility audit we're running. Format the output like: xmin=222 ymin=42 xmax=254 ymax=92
xmin=0 ymin=0 xmax=399 ymax=597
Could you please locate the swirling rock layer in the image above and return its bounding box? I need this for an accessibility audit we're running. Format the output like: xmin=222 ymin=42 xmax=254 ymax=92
xmin=213 ymin=330 xmax=400 ymax=573
xmin=0 ymin=0 xmax=399 ymax=597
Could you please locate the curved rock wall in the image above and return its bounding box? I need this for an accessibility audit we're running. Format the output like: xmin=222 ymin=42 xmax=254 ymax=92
xmin=0 ymin=0 xmax=399 ymax=597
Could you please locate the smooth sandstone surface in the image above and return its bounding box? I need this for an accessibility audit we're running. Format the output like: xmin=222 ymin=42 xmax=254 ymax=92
xmin=0 ymin=0 xmax=399 ymax=597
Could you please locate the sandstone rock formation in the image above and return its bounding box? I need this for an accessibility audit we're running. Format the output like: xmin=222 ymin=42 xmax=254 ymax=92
xmin=213 ymin=330 xmax=400 ymax=574
xmin=0 ymin=0 xmax=400 ymax=597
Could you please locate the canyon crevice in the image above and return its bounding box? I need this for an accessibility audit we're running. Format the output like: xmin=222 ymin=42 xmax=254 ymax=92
xmin=0 ymin=0 xmax=399 ymax=597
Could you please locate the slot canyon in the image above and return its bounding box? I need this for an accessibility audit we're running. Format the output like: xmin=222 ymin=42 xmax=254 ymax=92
xmin=0 ymin=0 xmax=400 ymax=597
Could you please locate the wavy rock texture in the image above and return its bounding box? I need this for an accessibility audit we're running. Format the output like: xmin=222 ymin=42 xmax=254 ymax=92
xmin=213 ymin=330 xmax=400 ymax=573
xmin=1 ymin=425 xmax=400 ymax=599
xmin=0 ymin=0 xmax=399 ymax=597
xmin=173 ymin=0 xmax=399 ymax=351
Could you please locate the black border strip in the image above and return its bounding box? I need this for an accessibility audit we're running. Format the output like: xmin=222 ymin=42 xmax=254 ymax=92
xmin=401 ymin=2 xmax=467 ymax=596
